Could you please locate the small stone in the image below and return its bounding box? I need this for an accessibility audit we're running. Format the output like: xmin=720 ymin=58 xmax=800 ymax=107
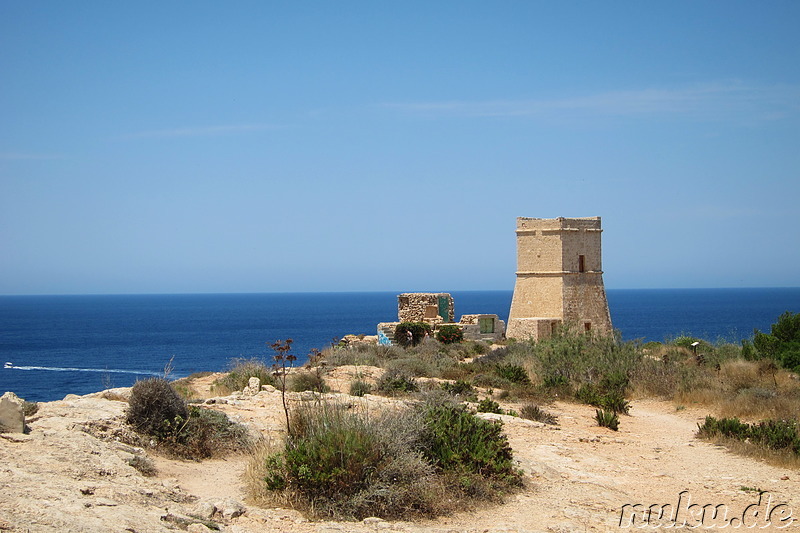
xmin=216 ymin=498 xmax=245 ymax=519
xmin=262 ymin=385 xmax=276 ymax=393
xmin=0 ymin=392 xmax=25 ymax=433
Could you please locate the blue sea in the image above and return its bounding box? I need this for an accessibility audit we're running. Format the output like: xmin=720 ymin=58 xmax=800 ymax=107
xmin=2 ymin=288 xmax=799 ymax=402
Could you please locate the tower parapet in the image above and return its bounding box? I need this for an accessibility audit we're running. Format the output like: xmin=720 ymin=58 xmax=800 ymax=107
xmin=507 ymin=216 xmax=612 ymax=340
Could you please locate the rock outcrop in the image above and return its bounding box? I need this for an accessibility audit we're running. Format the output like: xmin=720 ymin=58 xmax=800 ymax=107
xmin=0 ymin=391 xmax=25 ymax=433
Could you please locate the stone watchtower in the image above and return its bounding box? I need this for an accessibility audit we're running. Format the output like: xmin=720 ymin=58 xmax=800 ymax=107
xmin=506 ymin=217 xmax=612 ymax=340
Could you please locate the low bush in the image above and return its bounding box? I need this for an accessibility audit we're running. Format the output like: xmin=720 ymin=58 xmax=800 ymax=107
xmin=436 ymin=324 xmax=464 ymax=344
xmin=376 ymin=369 xmax=419 ymax=395
xmin=519 ymin=404 xmax=558 ymax=425
xmin=349 ymin=379 xmax=373 ymax=397
xmin=575 ymin=384 xmax=631 ymax=415
xmin=289 ymin=371 xmax=330 ymax=393
xmin=419 ymin=400 xmax=522 ymax=486
xmin=127 ymin=454 xmax=157 ymax=476
xmin=595 ymin=409 xmax=619 ymax=431
xmin=251 ymin=399 xmax=522 ymax=520
xmin=441 ymin=380 xmax=476 ymax=400
xmin=697 ymin=416 xmax=800 ymax=456
xmin=126 ymin=378 xmax=189 ymax=439
xmin=126 ymin=377 xmax=251 ymax=459
xmin=386 ymin=356 xmax=436 ymax=378
xmin=494 ymin=363 xmax=531 ymax=385
xmin=476 ymin=398 xmax=503 ymax=414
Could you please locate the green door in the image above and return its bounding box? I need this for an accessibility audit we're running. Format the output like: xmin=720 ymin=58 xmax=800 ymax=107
xmin=438 ymin=296 xmax=449 ymax=321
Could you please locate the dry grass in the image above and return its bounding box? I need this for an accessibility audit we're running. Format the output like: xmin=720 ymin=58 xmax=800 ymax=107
xmin=701 ymin=434 xmax=800 ymax=470
xmin=665 ymin=359 xmax=800 ymax=421
xmin=211 ymin=358 xmax=277 ymax=396
xmin=100 ymin=391 xmax=129 ymax=402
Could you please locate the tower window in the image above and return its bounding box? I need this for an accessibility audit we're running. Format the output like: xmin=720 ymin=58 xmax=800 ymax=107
xmin=579 ymin=255 xmax=586 ymax=273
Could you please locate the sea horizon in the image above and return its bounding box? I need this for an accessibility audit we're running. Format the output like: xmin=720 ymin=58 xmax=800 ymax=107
xmin=3 ymin=287 xmax=799 ymax=402
xmin=2 ymin=285 xmax=799 ymax=298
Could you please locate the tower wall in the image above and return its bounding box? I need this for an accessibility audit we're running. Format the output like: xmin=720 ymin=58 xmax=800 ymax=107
xmin=507 ymin=216 xmax=612 ymax=340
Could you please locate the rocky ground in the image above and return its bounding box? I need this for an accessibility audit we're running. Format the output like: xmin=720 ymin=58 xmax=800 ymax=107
xmin=1 ymin=367 xmax=798 ymax=532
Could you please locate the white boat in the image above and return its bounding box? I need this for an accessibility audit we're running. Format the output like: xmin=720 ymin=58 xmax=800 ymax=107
xmin=3 ymin=362 xmax=12 ymax=369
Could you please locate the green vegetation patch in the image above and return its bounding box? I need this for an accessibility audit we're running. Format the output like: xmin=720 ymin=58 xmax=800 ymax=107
xmin=256 ymin=399 xmax=522 ymax=520
xmin=126 ymin=377 xmax=251 ymax=459
xmin=435 ymin=324 xmax=464 ymax=344
xmin=697 ymin=416 xmax=800 ymax=456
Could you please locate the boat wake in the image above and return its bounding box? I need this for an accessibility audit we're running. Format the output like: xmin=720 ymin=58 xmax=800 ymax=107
xmin=4 ymin=365 xmax=164 ymax=377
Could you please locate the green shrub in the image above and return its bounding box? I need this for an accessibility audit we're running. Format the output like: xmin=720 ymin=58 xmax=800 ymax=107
xmin=494 ymin=363 xmax=531 ymax=385
xmin=394 ymin=322 xmax=432 ymax=348
xmin=290 ymin=372 xmax=330 ymax=393
xmin=519 ymin=404 xmax=558 ymax=425
xmin=436 ymin=324 xmax=464 ymax=344
xmin=164 ymin=405 xmax=252 ymax=459
xmin=386 ymin=356 xmax=435 ymax=377
xmin=126 ymin=377 xmax=250 ymax=459
xmin=575 ymin=383 xmax=631 ymax=414
xmin=440 ymin=380 xmax=476 ymax=400
xmin=126 ymin=378 xmax=189 ymax=439
xmin=255 ymin=399 xmax=522 ymax=520
xmin=419 ymin=401 xmax=521 ymax=485
xmin=526 ymin=331 xmax=641 ymax=390
xmin=349 ymin=379 xmax=373 ymax=397
xmin=376 ymin=369 xmax=419 ymax=395
xmin=476 ymin=398 xmax=503 ymax=414
xmin=672 ymin=336 xmax=713 ymax=352
xmin=259 ymin=403 xmax=440 ymax=519
xmin=595 ymin=409 xmax=619 ymax=431
xmin=541 ymin=373 xmax=570 ymax=390
xmin=697 ymin=416 xmax=800 ymax=456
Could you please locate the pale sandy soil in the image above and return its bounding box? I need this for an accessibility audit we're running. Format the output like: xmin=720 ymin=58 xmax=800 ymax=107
xmin=1 ymin=367 xmax=798 ymax=532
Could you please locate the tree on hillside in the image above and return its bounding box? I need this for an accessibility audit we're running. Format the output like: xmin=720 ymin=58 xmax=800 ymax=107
xmin=748 ymin=311 xmax=800 ymax=372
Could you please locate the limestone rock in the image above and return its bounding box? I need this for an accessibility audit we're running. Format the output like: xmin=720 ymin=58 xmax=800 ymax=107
xmin=243 ymin=377 xmax=261 ymax=395
xmin=193 ymin=500 xmax=217 ymax=519
xmin=0 ymin=391 xmax=25 ymax=433
xmin=215 ymin=498 xmax=245 ymax=519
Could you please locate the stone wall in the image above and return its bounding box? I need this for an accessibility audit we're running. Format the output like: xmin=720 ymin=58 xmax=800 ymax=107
xmin=397 ymin=293 xmax=454 ymax=324
xmin=459 ymin=314 xmax=506 ymax=342
xmin=507 ymin=216 xmax=612 ymax=340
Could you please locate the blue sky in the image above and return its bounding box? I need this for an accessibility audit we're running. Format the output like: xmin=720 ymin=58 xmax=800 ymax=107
xmin=1 ymin=1 xmax=798 ymax=295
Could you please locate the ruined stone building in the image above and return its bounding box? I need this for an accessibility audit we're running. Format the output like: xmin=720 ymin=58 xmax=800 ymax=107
xmin=506 ymin=217 xmax=612 ymax=340
xmin=378 ymin=293 xmax=505 ymax=344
